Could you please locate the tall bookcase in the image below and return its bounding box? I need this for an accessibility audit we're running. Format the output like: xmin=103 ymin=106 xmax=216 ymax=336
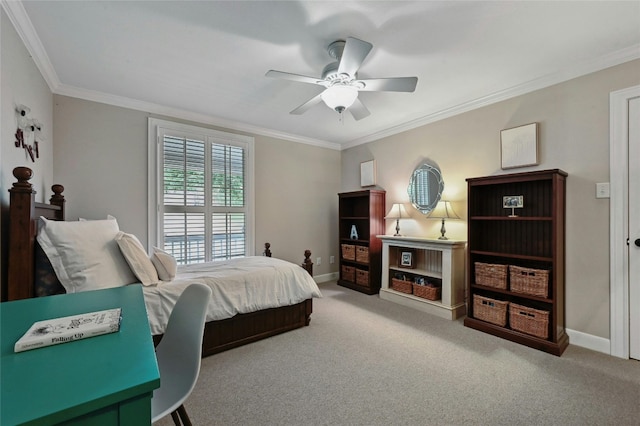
xmin=464 ymin=169 xmax=569 ymax=356
xmin=338 ymin=190 xmax=386 ymax=295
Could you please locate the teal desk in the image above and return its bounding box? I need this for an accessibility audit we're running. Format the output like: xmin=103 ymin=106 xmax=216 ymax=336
xmin=1 ymin=285 xmax=160 ymax=425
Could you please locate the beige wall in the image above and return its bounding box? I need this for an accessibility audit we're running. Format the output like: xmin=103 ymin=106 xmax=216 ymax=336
xmin=254 ymin=136 xmax=340 ymax=269
xmin=1 ymin=10 xmax=54 ymax=296
xmin=341 ymin=59 xmax=640 ymax=339
xmin=52 ymin=95 xmax=340 ymax=276
xmin=1 ymin=11 xmax=54 ymax=203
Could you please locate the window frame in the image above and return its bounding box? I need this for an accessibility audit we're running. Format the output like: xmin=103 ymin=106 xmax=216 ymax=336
xmin=148 ymin=118 xmax=255 ymax=259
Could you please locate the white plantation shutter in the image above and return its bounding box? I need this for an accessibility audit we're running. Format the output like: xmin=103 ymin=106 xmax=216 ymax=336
xmin=151 ymin=120 xmax=254 ymax=264
xmin=211 ymin=142 xmax=246 ymax=260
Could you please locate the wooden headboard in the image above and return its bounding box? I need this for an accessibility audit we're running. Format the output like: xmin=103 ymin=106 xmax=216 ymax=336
xmin=7 ymin=167 xmax=65 ymax=301
xmin=6 ymin=166 xmax=313 ymax=302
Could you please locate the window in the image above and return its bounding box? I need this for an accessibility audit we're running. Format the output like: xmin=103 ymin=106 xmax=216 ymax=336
xmin=148 ymin=119 xmax=254 ymax=264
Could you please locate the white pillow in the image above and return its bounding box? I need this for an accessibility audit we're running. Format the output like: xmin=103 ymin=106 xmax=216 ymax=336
xmin=115 ymin=232 xmax=159 ymax=286
xmin=37 ymin=216 xmax=137 ymax=293
xmin=150 ymin=246 xmax=178 ymax=281
xmin=79 ymin=215 xmax=117 ymax=221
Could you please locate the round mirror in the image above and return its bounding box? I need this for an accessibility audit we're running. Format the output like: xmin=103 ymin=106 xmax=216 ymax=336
xmin=407 ymin=162 xmax=444 ymax=215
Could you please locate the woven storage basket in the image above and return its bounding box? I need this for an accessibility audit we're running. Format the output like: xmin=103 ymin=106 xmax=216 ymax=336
xmin=355 ymin=269 xmax=369 ymax=286
xmin=341 ymin=265 xmax=355 ymax=282
xmin=475 ymin=262 xmax=508 ymax=289
xmin=510 ymin=265 xmax=549 ymax=297
xmin=341 ymin=244 xmax=355 ymax=261
xmin=412 ymin=284 xmax=441 ymax=300
xmin=473 ymin=295 xmax=508 ymax=327
xmin=390 ymin=278 xmax=413 ymax=294
xmin=509 ymin=303 xmax=549 ymax=339
xmin=355 ymin=246 xmax=369 ymax=263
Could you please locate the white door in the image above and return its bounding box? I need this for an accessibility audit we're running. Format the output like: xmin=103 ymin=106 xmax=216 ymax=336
xmin=629 ymin=96 xmax=640 ymax=360
xmin=610 ymin=85 xmax=640 ymax=360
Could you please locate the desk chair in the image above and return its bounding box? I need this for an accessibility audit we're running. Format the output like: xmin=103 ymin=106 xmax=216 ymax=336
xmin=151 ymin=283 xmax=211 ymax=425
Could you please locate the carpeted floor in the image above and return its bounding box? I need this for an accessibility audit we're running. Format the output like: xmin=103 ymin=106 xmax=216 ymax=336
xmin=154 ymin=281 xmax=640 ymax=425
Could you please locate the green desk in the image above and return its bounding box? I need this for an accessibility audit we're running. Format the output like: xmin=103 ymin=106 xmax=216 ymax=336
xmin=1 ymin=285 xmax=160 ymax=425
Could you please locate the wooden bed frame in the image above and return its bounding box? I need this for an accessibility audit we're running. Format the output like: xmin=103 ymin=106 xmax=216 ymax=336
xmin=6 ymin=166 xmax=314 ymax=357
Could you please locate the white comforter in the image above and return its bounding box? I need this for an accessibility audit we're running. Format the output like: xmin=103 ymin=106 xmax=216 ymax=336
xmin=142 ymin=256 xmax=322 ymax=335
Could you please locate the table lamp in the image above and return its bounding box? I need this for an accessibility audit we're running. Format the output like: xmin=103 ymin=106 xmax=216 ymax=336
xmin=428 ymin=200 xmax=460 ymax=240
xmin=385 ymin=203 xmax=410 ymax=236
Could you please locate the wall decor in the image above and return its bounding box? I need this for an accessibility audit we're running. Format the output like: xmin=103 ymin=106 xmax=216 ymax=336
xmin=407 ymin=161 xmax=444 ymax=215
xmin=360 ymin=160 xmax=376 ymax=187
xmin=500 ymin=122 xmax=538 ymax=169
xmin=14 ymin=104 xmax=42 ymax=162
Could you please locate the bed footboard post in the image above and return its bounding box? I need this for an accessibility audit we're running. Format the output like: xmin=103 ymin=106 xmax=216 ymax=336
xmin=264 ymin=242 xmax=271 ymax=257
xmin=302 ymin=249 xmax=313 ymax=276
xmin=7 ymin=167 xmax=37 ymax=301
xmin=49 ymin=184 xmax=66 ymax=221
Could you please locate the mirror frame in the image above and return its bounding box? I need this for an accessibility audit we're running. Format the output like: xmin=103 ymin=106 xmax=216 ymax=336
xmin=407 ymin=162 xmax=444 ymax=215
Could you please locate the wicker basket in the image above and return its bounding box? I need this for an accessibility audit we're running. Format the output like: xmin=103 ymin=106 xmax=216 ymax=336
xmin=510 ymin=265 xmax=549 ymax=297
xmin=341 ymin=244 xmax=355 ymax=261
xmin=390 ymin=278 xmax=413 ymax=294
xmin=475 ymin=262 xmax=508 ymax=289
xmin=341 ymin=265 xmax=355 ymax=282
xmin=412 ymin=284 xmax=441 ymax=300
xmin=473 ymin=295 xmax=509 ymax=327
xmin=356 ymin=269 xmax=369 ymax=286
xmin=509 ymin=303 xmax=549 ymax=339
xmin=355 ymin=246 xmax=369 ymax=263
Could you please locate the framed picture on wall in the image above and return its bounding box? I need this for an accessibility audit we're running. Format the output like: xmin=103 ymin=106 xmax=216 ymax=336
xmin=360 ymin=160 xmax=376 ymax=187
xmin=500 ymin=123 xmax=539 ymax=169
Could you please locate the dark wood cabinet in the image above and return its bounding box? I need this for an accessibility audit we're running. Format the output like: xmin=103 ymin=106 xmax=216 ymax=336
xmin=464 ymin=169 xmax=569 ymax=356
xmin=338 ymin=190 xmax=386 ymax=295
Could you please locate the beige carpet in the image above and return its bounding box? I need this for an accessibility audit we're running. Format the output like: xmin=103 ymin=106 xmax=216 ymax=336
xmin=154 ymin=281 xmax=640 ymax=425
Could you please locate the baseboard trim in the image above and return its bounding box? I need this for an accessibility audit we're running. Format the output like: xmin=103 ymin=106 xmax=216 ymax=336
xmin=566 ymin=328 xmax=611 ymax=355
xmin=314 ymin=272 xmax=338 ymax=284
xmin=310 ymin=280 xmax=616 ymax=356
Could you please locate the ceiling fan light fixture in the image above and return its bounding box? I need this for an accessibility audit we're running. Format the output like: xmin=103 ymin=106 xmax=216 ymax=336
xmin=321 ymin=85 xmax=358 ymax=112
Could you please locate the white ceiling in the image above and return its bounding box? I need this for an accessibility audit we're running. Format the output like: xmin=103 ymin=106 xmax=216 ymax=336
xmin=7 ymin=1 xmax=640 ymax=149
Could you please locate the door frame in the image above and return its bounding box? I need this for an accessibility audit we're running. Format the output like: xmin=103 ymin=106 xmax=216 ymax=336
xmin=610 ymin=85 xmax=640 ymax=359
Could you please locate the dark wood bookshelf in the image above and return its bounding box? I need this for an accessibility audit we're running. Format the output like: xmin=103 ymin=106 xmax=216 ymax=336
xmin=337 ymin=190 xmax=386 ymax=295
xmin=464 ymin=169 xmax=569 ymax=356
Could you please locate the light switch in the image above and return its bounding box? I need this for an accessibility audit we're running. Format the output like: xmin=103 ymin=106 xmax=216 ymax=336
xmin=596 ymin=182 xmax=610 ymax=199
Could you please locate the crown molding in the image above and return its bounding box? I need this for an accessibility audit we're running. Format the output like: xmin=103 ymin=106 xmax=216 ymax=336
xmin=56 ymin=83 xmax=341 ymax=150
xmin=1 ymin=0 xmax=60 ymax=91
xmin=3 ymin=0 xmax=339 ymax=151
xmin=343 ymin=44 xmax=640 ymax=149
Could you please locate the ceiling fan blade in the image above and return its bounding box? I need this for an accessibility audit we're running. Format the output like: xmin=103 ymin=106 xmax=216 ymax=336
xmin=290 ymin=94 xmax=323 ymax=115
xmin=266 ymin=70 xmax=324 ymax=86
xmin=356 ymin=77 xmax=418 ymax=92
xmin=349 ymin=98 xmax=370 ymax=121
xmin=337 ymin=37 xmax=373 ymax=78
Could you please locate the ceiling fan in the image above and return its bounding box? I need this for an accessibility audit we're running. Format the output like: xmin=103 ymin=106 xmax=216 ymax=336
xmin=266 ymin=37 xmax=418 ymax=121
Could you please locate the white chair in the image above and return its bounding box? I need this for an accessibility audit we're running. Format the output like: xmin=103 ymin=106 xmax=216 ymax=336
xmin=151 ymin=283 xmax=212 ymax=425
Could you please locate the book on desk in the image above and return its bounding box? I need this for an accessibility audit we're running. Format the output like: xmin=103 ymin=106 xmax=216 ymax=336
xmin=14 ymin=308 xmax=122 ymax=352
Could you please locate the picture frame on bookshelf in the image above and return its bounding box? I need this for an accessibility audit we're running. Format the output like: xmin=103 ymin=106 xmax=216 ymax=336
xmin=399 ymin=249 xmax=415 ymax=268
xmin=503 ymin=195 xmax=524 ymax=217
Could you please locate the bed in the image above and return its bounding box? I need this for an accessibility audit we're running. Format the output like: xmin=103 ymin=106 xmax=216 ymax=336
xmin=6 ymin=166 xmax=321 ymax=357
